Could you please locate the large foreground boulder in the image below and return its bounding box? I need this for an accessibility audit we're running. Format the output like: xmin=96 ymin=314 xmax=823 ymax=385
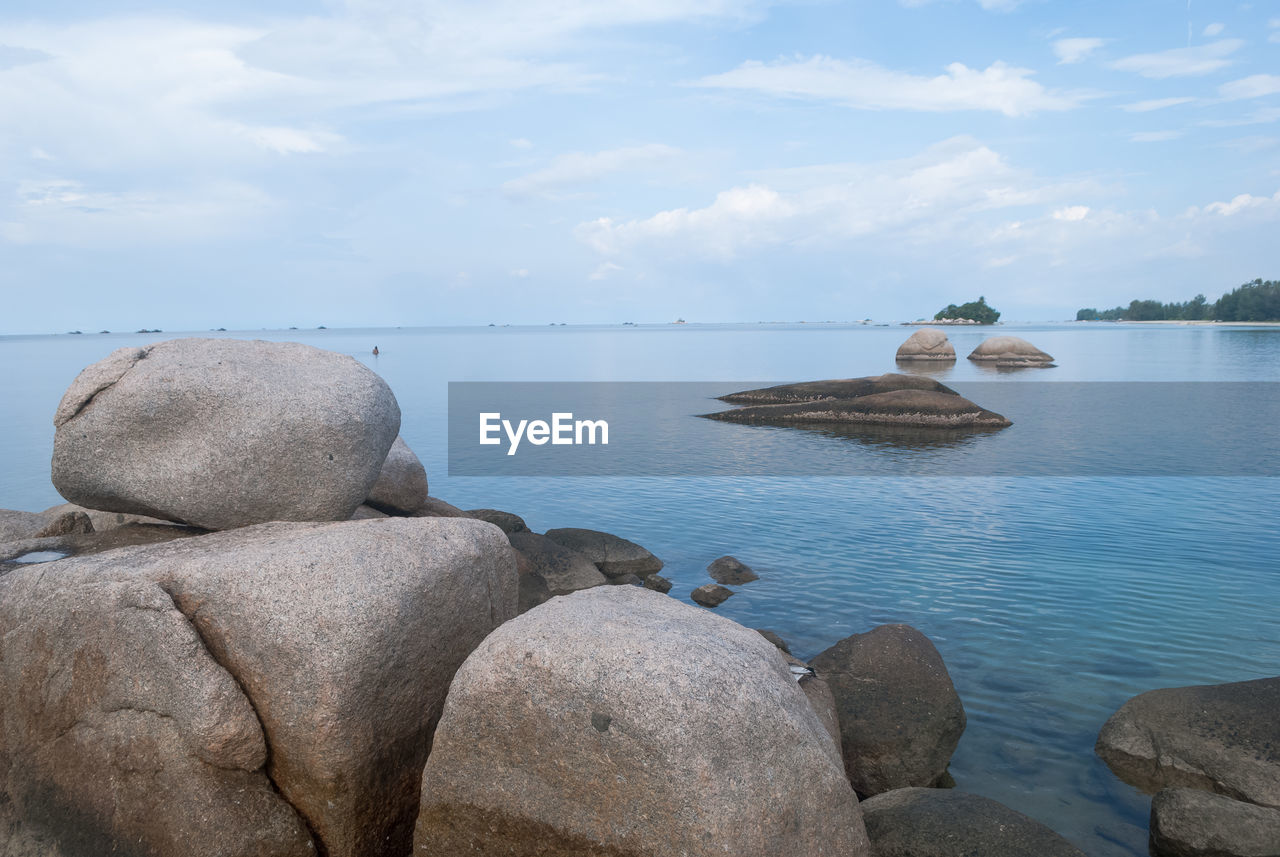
xmin=1150 ymin=788 xmax=1280 ymax=857
xmin=51 ymin=339 xmax=401 ymax=530
xmin=364 ymin=436 xmax=429 ymax=515
xmin=1096 ymin=677 xmax=1280 ymax=808
xmin=896 ymin=328 xmax=957 ymax=361
xmin=0 ymin=517 xmax=516 ymax=857
xmin=859 ymin=788 xmax=1087 ymax=857
xmin=415 ymin=586 xmax=870 ymax=857
xmin=966 ymin=336 xmax=1055 ymax=367
xmin=702 ymin=389 xmax=1010 ymax=429
xmin=810 ymin=624 xmax=966 ymax=796
xmin=718 ymin=373 xmax=957 ymax=405
xmin=543 ymin=527 xmax=663 ymax=578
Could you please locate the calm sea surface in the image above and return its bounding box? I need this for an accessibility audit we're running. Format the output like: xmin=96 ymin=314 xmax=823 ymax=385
xmin=2 ymin=322 xmax=1278 ymax=856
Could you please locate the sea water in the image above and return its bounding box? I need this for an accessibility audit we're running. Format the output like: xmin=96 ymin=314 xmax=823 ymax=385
xmin=2 ymin=322 xmax=1277 ymax=856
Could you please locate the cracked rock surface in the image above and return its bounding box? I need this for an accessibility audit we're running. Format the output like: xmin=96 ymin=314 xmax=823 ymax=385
xmin=0 ymin=517 xmax=517 ymax=857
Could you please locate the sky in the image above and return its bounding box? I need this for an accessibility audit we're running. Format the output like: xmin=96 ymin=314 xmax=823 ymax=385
xmin=1 ymin=0 xmax=1278 ymax=332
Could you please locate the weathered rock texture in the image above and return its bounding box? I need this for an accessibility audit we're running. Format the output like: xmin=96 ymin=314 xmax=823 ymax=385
xmin=41 ymin=501 xmax=177 ymax=531
xmin=466 ymin=508 xmax=529 ymax=533
xmin=810 ymin=624 xmax=966 ymax=796
xmin=51 ymin=339 xmax=401 ymax=530
xmin=415 ymin=586 xmax=870 ymax=857
xmin=966 ymin=336 xmax=1055 ymax=367
xmin=896 ymin=328 xmax=957 ymax=361
xmin=703 ymin=389 xmax=1010 ymax=429
xmin=708 ymin=554 xmax=759 ymax=585
xmin=0 ymin=509 xmax=43 ymax=544
xmin=718 ymin=373 xmax=957 ymax=405
xmin=0 ymin=517 xmax=516 ymax=857
xmin=1150 ymin=788 xmax=1280 ymax=857
xmin=1096 ymin=677 xmax=1280 ymax=809
xmin=508 ymin=531 xmax=608 ymax=595
xmin=365 ymin=436 xmax=429 ymax=515
xmin=0 ymin=524 xmax=205 ymax=573
xmin=691 ymin=582 xmax=734 ymax=607
xmin=544 ymin=527 xmax=663 ymax=578
xmin=859 ymin=788 xmax=1087 ymax=857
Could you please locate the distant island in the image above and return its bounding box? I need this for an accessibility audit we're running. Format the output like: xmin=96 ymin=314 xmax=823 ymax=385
xmin=1078 ymin=278 xmax=1279 ymax=322
xmin=934 ymin=296 xmax=1000 ymax=325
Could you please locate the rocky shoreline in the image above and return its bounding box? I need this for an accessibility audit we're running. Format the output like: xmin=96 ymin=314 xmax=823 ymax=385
xmin=2 ymin=337 xmax=1274 ymax=857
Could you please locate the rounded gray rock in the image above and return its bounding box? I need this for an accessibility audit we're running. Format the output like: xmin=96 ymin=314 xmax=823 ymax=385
xmin=691 ymin=582 xmax=734 ymax=607
xmin=896 ymin=328 xmax=957 ymax=361
xmin=51 ymin=338 xmax=401 ymax=530
xmin=544 ymin=527 xmax=664 ymax=577
xmin=708 ymin=554 xmax=759 ymax=585
xmin=365 ymin=435 xmax=429 ymax=515
xmin=415 ymin=586 xmax=870 ymax=857
xmin=1150 ymin=788 xmax=1280 ymax=857
xmin=810 ymin=624 xmax=966 ymax=796
xmin=859 ymin=788 xmax=1087 ymax=856
xmin=967 ymin=336 xmax=1055 ymax=366
xmin=466 ymin=508 xmax=529 ymax=533
xmin=508 ymin=531 xmax=608 ymax=595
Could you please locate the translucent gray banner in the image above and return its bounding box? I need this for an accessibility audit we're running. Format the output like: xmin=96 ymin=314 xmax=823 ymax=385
xmin=447 ymin=382 xmax=1280 ymax=476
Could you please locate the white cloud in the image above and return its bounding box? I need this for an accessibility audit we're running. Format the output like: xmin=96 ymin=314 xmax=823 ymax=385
xmin=1053 ymin=37 xmax=1104 ymax=64
xmin=696 ymin=55 xmax=1079 ymax=117
xmin=1199 ymin=107 xmax=1280 ymax=128
xmin=1218 ymin=74 xmax=1280 ymax=100
xmin=510 ymin=268 xmax=530 ymax=277
xmin=1198 ymin=189 xmax=1280 ymax=216
xmin=1129 ymin=130 xmax=1183 ymax=142
xmin=899 ymin=0 xmax=1023 ymax=10
xmin=509 ymin=138 xmax=534 ymax=149
xmin=576 ymin=138 xmax=1092 ymax=260
xmin=1121 ymin=96 xmax=1197 ymax=112
xmin=1109 ymin=39 xmax=1243 ymax=78
xmin=589 ymin=261 xmax=623 ymax=280
xmin=503 ymin=144 xmax=682 ymax=199
xmin=1052 ymin=205 xmax=1090 ymax=221
xmin=1203 ymin=22 xmax=1225 ymax=37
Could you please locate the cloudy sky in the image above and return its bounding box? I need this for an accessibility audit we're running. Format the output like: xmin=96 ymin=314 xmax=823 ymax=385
xmin=1 ymin=0 xmax=1278 ymax=332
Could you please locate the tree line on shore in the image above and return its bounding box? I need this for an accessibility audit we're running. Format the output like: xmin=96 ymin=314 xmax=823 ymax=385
xmin=935 ymin=296 xmax=1000 ymax=324
xmin=1077 ymin=279 xmax=1280 ymax=322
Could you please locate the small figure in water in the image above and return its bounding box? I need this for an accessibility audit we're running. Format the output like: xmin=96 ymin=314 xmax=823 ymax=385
xmin=372 ymin=346 xmax=379 ymax=356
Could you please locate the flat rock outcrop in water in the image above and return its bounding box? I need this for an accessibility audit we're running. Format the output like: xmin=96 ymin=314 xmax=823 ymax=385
xmin=0 ymin=517 xmax=517 ymax=857
xmin=51 ymin=338 xmax=401 ymax=531
xmin=810 ymin=624 xmax=967 ymax=797
xmin=859 ymin=788 xmax=1087 ymax=857
xmin=702 ymin=389 xmax=1011 ymax=429
xmin=1095 ymin=676 xmax=1280 ymax=809
xmin=415 ymin=586 xmax=870 ymax=857
xmin=967 ymin=336 xmax=1055 ymax=367
xmin=717 ymin=373 xmax=958 ymax=405
xmin=1150 ymin=788 xmax=1280 ymax=857
xmin=895 ymin=328 xmax=957 ymax=362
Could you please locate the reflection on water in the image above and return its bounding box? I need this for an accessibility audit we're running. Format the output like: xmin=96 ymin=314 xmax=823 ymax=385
xmin=799 ymin=422 xmax=1006 ymax=450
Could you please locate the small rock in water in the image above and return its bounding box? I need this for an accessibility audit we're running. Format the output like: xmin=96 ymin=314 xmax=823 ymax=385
xmin=691 ymin=583 xmax=734 ymax=607
xmin=895 ymin=328 xmax=957 ymax=362
xmin=707 ymin=555 xmax=759 ymax=585
xmin=643 ymin=574 xmax=673 ymax=594
xmin=967 ymin=336 xmax=1055 ymax=367
xmin=543 ymin=527 xmax=664 ymax=578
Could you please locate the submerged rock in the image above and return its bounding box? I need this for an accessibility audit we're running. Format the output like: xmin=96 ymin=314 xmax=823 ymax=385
xmin=51 ymin=339 xmax=401 ymax=530
xmin=708 ymin=554 xmax=759 ymax=585
xmin=859 ymin=788 xmax=1087 ymax=857
xmin=508 ymin=531 xmax=608 ymax=595
xmin=643 ymin=574 xmax=673 ymax=594
xmin=0 ymin=517 xmax=516 ymax=857
xmin=967 ymin=336 xmax=1055 ymax=367
xmin=718 ymin=373 xmax=957 ymax=405
xmin=1150 ymin=788 xmax=1280 ymax=857
xmin=702 ymin=389 xmax=1011 ymax=430
xmin=544 ymin=527 xmax=664 ymax=578
xmin=1096 ymin=676 xmax=1280 ymax=808
xmin=691 ymin=583 xmax=734 ymax=607
xmin=415 ymin=586 xmax=870 ymax=857
xmin=365 ymin=435 xmax=429 ymax=515
xmin=895 ymin=328 xmax=957 ymax=362
xmin=810 ymin=624 xmax=966 ymax=796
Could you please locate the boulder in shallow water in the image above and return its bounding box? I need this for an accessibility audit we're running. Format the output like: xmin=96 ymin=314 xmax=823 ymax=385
xmin=691 ymin=582 xmax=734 ymax=607
xmin=51 ymin=339 xmax=401 ymax=530
xmin=644 ymin=573 xmax=673 ymax=593
xmin=859 ymin=788 xmax=1087 ymax=857
xmin=544 ymin=527 xmax=664 ymax=578
xmin=1096 ymin=676 xmax=1280 ymax=808
xmin=508 ymin=531 xmax=608 ymax=595
xmin=966 ymin=336 xmax=1055 ymax=367
xmin=718 ymin=373 xmax=957 ymax=405
xmin=365 ymin=435 xmax=429 ymax=515
xmin=810 ymin=624 xmax=966 ymax=796
xmin=415 ymin=586 xmax=870 ymax=857
xmin=0 ymin=517 xmax=516 ymax=857
xmin=1150 ymin=788 xmax=1280 ymax=857
xmin=895 ymin=328 xmax=957 ymax=361
xmin=702 ymin=389 xmax=1011 ymax=429
xmin=708 ymin=554 xmax=759 ymax=585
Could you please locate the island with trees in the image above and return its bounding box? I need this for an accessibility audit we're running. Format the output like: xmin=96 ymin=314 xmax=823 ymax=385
xmin=934 ymin=296 xmax=1000 ymax=324
xmin=1077 ymin=279 xmax=1279 ymax=322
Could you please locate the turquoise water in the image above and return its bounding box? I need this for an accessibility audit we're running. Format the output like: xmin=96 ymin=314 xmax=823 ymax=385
xmin=2 ymin=322 xmax=1278 ymax=855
